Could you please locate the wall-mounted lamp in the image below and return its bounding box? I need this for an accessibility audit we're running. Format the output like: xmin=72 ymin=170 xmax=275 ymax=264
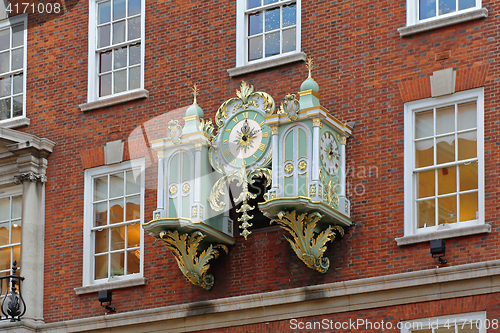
xmin=430 ymin=239 xmax=447 ymax=265
xmin=98 ymin=290 xmax=115 ymax=312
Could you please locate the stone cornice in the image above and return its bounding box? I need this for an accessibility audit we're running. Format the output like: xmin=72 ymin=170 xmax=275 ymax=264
xmin=2 ymin=259 xmax=499 ymax=332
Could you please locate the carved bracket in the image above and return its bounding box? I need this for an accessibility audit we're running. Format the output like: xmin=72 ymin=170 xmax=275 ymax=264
xmin=271 ymin=211 xmax=344 ymax=274
xmin=158 ymin=230 xmax=228 ymax=290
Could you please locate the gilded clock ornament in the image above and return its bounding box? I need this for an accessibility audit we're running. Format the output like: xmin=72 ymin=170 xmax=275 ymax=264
xmin=320 ymin=131 xmax=340 ymax=175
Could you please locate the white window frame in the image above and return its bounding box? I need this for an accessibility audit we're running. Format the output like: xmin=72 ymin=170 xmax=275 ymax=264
xmin=82 ymin=159 xmax=145 ymax=286
xmin=403 ymin=88 xmax=484 ymax=238
xmin=406 ymin=0 xmax=482 ymax=27
xmin=0 ymin=185 xmax=22 ymax=275
xmin=87 ymin=0 xmax=145 ymax=103
xmin=235 ymin=0 xmax=301 ymax=68
xmin=400 ymin=311 xmax=487 ymax=333
xmin=0 ymin=14 xmax=28 ymax=128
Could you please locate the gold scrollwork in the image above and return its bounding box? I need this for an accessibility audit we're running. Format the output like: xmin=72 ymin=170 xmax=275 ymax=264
xmin=169 ymin=185 xmax=178 ymax=196
xmin=271 ymin=126 xmax=279 ymax=135
xmin=183 ymin=183 xmax=190 ymax=193
xmin=271 ymin=211 xmax=344 ymax=274
xmin=310 ymin=184 xmax=316 ymax=196
xmin=157 ymin=150 xmax=165 ymax=159
xmin=191 ymin=206 xmax=197 ymax=218
xmin=312 ymin=118 xmax=322 ymax=128
xmin=298 ymin=160 xmax=307 ymax=171
xmin=339 ymin=136 xmax=347 ymax=145
xmin=284 ymin=163 xmax=294 ymax=174
xmin=319 ymin=169 xmax=339 ymax=209
xmin=279 ymin=93 xmax=300 ymax=121
xmin=158 ymin=230 xmax=228 ymax=290
xmin=167 ymin=120 xmax=183 ymax=145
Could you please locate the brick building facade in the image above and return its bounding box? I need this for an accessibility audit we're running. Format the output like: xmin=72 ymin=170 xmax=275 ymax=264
xmin=0 ymin=0 xmax=499 ymax=331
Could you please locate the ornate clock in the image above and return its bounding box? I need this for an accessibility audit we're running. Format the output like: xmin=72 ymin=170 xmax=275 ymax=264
xmin=320 ymin=131 xmax=340 ymax=175
xmin=220 ymin=111 xmax=271 ymax=167
xmin=207 ymin=82 xmax=275 ymax=239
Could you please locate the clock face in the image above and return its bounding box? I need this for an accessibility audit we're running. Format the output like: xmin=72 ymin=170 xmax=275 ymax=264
xmin=320 ymin=131 xmax=340 ymax=175
xmin=220 ymin=110 xmax=271 ymax=167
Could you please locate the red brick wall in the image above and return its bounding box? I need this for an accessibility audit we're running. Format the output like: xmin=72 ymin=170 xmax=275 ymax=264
xmin=8 ymin=0 xmax=500 ymax=323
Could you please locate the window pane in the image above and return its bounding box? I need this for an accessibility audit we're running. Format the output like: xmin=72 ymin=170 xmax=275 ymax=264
xmin=264 ymin=0 xmax=278 ymax=4
xmin=248 ymin=36 xmax=263 ymax=61
xmin=128 ymin=0 xmax=141 ymax=16
xmin=13 ymin=95 xmax=22 ymax=117
xmin=111 ymin=226 xmax=125 ymax=250
xmin=420 ymin=0 xmax=436 ymax=19
xmin=457 ymin=131 xmax=476 ymax=160
xmin=0 ymin=247 xmax=10 ymax=271
xmin=129 ymin=43 xmax=140 ymax=65
xmin=0 ymin=197 xmax=9 ymax=221
xmin=12 ymin=25 xmax=24 ymax=48
xmin=110 ymin=252 xmax=124 ymax=276
xmin=0 ymin=51 xmax=9 ymax=74
xmin=415 ymin=139 xmax=433 ymax=168
xmin=94 ymin=175 xmax=108 ymax=201
xmin=435 ymin=327 xmax=455 ymax=333
xmin=282 ymin=4 xmax=296 ymax=27
xmin=114 ymin=70 xmax=127 ymax=93
xmin=13 ymin=73 xmax=23 ymax=94
xmin=98 ymin=25 xmax=111 ymax=48
xmin=109 ymin=199 xmax=124 ymax=224
xmin=437 ymin=166 xmax=456 ymax=195
xmin=282 ymin=28 xmax=296 ymax=53
xmin=129 ymin=66 xmax=140 ymax=90
xmin=12 ymin=196 xmax=21 ymax=219
xmin=99 ymin=74 xmax=112 ymax=97
xmin=98 ymin=1 xmax=111 ymax=24
xmin=0 ymin=29 xmax=9 ymax=52
xmin=459 ymin=0 xmax=475 ymax=10
xmin=248 ymin=12 xmax=263 ymax=36
xmin=99 ymin=51 xmax=112 ymax=73
xmin=113 ymin=53 xmax=128 ymax=74
xmin=94 ymin=202 xmax=108 ymax=227
xmin=265 ymin=32 xmax=280 ymax=57
xmin=113 ymin=21 xmax=126 ymax=44
xmin=458 ymin=323 xmax=480 ymax=332
xmin=127 ymin=223 xmax=140 ymax=247
xmin=247 ymin=0 xmax=261 ymax=9
xmin=436 ymin=105 xmax=455 ymax=135
xmin=126 ymin=195 xmax=140 ymax=221
xmin=439 ymin=0 xmax=456 ymax=15
xmin=0 ymin=223 xmax=9 ymax=246
xmin=460 ymin=192 xmax=478 ymax=221
xmin=12 ymin=223 xmax=21 ymax=244
xmin=95 ymin=254 xmax=108 ymax=279
xmin=415 ymin=109 xmax=433 ymax=139
xmin=265 ymin=8 xmax=280 ymax=32
xmin=459 ymin=162 xmax=478 ymax=191
xmin=95 ymin=229 xmax=109 ymax=253
xmin=436 ymin=135 xmax=455 ymax=165
xmin=417 ymin=199 xmax=435 ymax=228
xmin=457 ymin=101 xmax=476 ymax=130
xmin=11 ymin=48 xmax=23 ymax=71
xmin=417 ymin=170 xmax=434 ymax=198
xmin=113 ymin=0 xmax=126 ymax=20
xmin=0 ymin=98 xmax=11 ymax=120
xmin=12 ymin=246 xmax=19 ymax=267
xmin=127 ymin=250 xmax=140 ymax=274
xmin=128 ymin=17 xmax=141 ymax=40
xmin=109 ymin=172 xmax=125 ymax=198
xmin=0 ymin=76 xmax=10 ymax=97
xmin=126 ymin=170 xmax=141 ymax=195
xmin=438 ymin=195 xmax=457 ymax=224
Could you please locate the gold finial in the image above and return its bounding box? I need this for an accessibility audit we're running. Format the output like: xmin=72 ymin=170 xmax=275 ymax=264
xmin=192 ymin=84 xmax=199 ymax=104
xmin=306 ymin=57 xmax=314 ymax=78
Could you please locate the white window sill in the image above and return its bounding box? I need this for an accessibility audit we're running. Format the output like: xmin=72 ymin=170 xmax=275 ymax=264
xmin=395 ymin=223 xmax=491 ymax=246
xmin=398 ymin=8 xmax=488 ymax=37
xmin=0 ymin=117 xmax=30 ymax=129
xmin=227 ymin=52 xmax=307 ymax=77
xmin=79 ymin=89 xmax=149 ymax=112
xmin=74 ymin=277 xmax=148 ymax=295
